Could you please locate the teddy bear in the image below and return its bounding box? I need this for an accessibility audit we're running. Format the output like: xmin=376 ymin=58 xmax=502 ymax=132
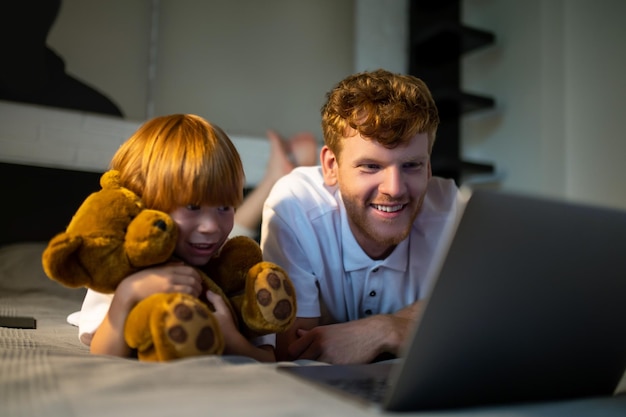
xmin=42 ymin=170 xmax=296 ymax=361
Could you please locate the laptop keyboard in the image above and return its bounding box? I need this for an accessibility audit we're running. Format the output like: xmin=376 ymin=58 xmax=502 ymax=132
xmin=324 ymin=376 xmax=390 ymax=403
xmin=277 ymin=362 xmax=396 ymax=404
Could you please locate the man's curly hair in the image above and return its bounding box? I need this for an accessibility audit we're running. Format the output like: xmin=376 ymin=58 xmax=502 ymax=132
xmin=321 ymin=69 xmax=439 ymax=160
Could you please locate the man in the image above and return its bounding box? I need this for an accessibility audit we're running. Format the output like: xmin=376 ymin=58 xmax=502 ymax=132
xmin=260 ymin=69 xmax=465 ymax=364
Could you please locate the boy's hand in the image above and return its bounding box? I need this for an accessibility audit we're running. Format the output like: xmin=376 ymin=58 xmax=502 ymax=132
xmin=116 ymin=262 xmax=204 ymax=306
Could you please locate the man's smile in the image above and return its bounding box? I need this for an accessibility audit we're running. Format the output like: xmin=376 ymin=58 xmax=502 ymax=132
xmin=372 ymin=203 xmax=405 ymax=213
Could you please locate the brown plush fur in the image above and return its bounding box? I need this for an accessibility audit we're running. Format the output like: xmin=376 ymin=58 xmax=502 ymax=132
xmin=42 ymin=170 xmax=296 ymax=361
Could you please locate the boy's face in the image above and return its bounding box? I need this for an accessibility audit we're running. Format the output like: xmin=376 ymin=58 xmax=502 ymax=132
xmin=321 ymin=131 xmax=431 ymax=259
xmin=169 ymin=205 xmax=234 ymax=266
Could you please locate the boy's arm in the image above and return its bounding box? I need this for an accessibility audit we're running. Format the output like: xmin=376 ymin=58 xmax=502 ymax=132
xmin=275 ymin=317 xmax=320 ymax=361
xmin=89 ymin=284 xmax=136 ymax=357
xmin=90 ymin=263 xmax=204 ymax=357
xmin=206 ymin=290 xmax=276 ymax=362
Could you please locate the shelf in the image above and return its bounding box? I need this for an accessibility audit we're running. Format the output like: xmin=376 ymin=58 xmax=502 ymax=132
xmin=431 ymin=89 xmax=495 ymax=115
xmin=431 ymin=157 xmax=495 ymax=182
xmin=409 ymin=0 xmax=496 ymax=184
xmin=460 ymin=93 xmax=495 ymax=114
xmin=411 ymin=22 xmax=495 ymax=65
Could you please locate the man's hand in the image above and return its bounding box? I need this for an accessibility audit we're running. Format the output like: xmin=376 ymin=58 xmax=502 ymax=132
xmin=288 ymin=319 xmax=384 ymax=364
xmin=276 ymin=301 xmax=425 ymax=364
xmin=288 ymin=313 xmax=414 ymax=364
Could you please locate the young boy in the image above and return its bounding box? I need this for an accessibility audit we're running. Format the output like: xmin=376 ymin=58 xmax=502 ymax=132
xmin=79 ymin=114 xmax=275 ymax=361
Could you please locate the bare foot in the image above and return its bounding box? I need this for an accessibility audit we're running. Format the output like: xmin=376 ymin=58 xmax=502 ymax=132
xmin=286 ymin=132 xmax=317 ymax=167
xmin=265 ymin=129 xmax=296 ymax=181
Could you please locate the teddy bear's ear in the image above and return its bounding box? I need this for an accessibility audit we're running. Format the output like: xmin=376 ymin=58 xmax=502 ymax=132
xmin=42 ymin=232 xmax=92 ymax=288
xmin=100 ymin=170 xmax=122 ymax=189
xmin=99 ymin=170 xmax=144 ymax=209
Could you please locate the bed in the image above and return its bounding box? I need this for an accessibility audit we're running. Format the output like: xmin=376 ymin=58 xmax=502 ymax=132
xmin=0 ymin=160 xmax=369 ymax=417
xmin=2 ymin=103 xmax=626 ymax=417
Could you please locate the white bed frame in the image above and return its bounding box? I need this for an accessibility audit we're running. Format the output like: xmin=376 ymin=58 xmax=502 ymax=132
xmin=0 ymin=100 xmax=271 ymax=187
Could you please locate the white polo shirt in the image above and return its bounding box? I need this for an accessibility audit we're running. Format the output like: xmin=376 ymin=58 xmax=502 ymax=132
xmin=260 ymin=166 xmax=464 ymax=324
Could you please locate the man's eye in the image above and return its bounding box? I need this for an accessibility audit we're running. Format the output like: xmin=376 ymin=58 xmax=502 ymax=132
xmin=360 ymin=164 xmax=380 ymax=172
xmin=404 ymin=161 xmax=425 ymax=170
xmin=186 ymin=204 xmax=201 ymax=211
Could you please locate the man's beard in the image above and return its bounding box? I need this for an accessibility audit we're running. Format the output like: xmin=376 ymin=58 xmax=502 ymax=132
xmin=342 ymin=193 xmax=424 ymax=254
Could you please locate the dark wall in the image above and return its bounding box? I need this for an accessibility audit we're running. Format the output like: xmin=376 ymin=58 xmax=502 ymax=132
xmin=1 ymin=162 xmax=102 ymax=246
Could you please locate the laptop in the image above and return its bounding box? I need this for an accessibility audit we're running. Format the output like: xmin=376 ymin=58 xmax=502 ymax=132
xmin=278 ymin=188 xmax=626 ymax=411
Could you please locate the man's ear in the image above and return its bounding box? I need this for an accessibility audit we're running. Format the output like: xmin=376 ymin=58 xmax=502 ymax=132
xmin=320 ymin=145 xmax=338 ymax=186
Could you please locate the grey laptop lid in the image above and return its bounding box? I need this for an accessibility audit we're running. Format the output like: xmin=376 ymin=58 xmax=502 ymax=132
xmin=280 ymin=189 xmax=626 ymax=412
xmin=384 ymin=188 xmax=626 ymax=411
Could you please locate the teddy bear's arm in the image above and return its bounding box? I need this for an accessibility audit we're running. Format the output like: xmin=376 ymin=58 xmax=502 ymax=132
xmin=42 ymin=232 xmax=92 ymax=288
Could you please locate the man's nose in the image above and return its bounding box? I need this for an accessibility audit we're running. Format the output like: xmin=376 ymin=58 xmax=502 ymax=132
xmin=379 ymin=167 xmax=405 ymax=197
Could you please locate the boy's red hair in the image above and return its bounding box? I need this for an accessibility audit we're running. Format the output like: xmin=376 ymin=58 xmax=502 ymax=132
xmin=110 ymin=114 xmax=244 ymax=212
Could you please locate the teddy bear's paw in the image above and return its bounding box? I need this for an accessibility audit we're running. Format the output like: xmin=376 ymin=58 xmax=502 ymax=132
xmin=163 ymin=294 xmax=224 ymax=357
xmin=253 ymin=264 xmax=296 ymax=328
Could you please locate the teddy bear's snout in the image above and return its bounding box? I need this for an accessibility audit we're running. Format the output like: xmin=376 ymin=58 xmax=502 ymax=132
xmin=153 ymin=219 xmax=168 ymax=231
